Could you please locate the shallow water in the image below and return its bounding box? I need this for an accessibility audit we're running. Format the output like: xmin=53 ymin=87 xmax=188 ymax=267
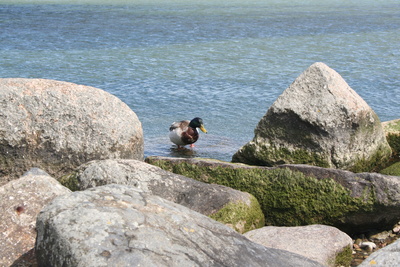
xmin=1 ymin=0 xmax=399 ymax=161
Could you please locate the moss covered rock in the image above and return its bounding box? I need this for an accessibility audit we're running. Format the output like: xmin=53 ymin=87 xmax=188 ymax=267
xmin=209 ymin=195 xmax=265 ymax=233
xmin=383 ymin=119 xmax=400 ymax=156
xmin=146 ymin=156 xmax=400 ymax=234
xmin=60 ymin=159 xmax=264 ymax=233
xmin=380 ymin=161 xmax=400 ymax=176
xmin=232 ymin=63 xmax=392 ymax=172
xmin=380 ymin=119 xmax=400 ymax=176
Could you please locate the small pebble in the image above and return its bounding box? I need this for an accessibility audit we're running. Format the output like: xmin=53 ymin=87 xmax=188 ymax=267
xmin=360 ymin=241 xmax=376 ymax=251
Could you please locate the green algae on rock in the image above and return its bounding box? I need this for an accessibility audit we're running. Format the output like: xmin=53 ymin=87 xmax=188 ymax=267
xmin=379 ymin=119 xmax=400 ymax=176
xmin=146 ymin=156 xmax=376 ymax=229
xmin=380 ymin=161 xmax=400 ymax=176
xmin=333 ymin=245 xmax=353 ymax=267
xmin=209 ymin=195 xmax=265 ymax=234
xmin=232 ymin=63 xmax=392 ymax=172
xmin=383 ymin=119 xmax=400 ymax=156
xmin=59 ymin=159 xmax=265 ymax=234
xmin=232 ymin=140 xmax=331 ymax=168
xmin=59 ymin=171 xmax=80 ymax=191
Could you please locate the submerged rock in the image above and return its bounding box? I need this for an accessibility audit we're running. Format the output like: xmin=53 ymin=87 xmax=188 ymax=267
xmin=233 ymin=62 xmax=391 ymax=172
xmin=35 ymin=184 xmax=324 ymax=267
xmin=0 ymin=78 xmax=143 ymax=185
xmin=244 ymin=224 xmax=353 ymax=267
xmin=61 ymin=159 xmax=264 ymax=233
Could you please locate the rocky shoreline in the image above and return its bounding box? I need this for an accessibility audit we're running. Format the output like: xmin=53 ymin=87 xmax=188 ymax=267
xmin=1 ymin=62 xmax=400 ymax=266
xmin=2 ymin=161 xmax=400 ymax=267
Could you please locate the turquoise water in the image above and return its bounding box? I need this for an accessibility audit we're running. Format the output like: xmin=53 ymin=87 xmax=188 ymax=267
xmin=1 ymin=0 xmax=399 ymax=161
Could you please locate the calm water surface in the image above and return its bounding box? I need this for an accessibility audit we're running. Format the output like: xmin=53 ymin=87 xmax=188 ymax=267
xmin=1 ymin=0 xmax=399 ymax=161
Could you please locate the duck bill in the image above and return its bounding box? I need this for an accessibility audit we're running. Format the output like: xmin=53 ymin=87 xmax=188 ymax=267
xmin=199 ymin=125 xmax=207 ymax=133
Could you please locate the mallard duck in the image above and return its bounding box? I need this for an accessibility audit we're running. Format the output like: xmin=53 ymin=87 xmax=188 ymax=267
xmin=169 ymin=117 xmax=207 ymax=148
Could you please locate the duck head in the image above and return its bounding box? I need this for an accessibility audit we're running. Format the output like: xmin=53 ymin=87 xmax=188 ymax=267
xmin=189 ymin=117 xmax=207 ymax=133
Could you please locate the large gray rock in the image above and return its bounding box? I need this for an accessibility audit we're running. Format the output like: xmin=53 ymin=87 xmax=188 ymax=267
xmin=0 ymin=168 xmax=71 ymax=267
xmin=358 ymin=238 xmax=400 ymax=267
xmin=244 ymin=224 xmax=353 ymax=267
xmin=0 ymin=78 xmax=143 ymax=185
xmin=232 ymin=62 xmax=391 ymax=172
xmin=61 ymin=159 xmax=265 ymax=233
xmin=35 ymin=184 xmax=324 ymax=267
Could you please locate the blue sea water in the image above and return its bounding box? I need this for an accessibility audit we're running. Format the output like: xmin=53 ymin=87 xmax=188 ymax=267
xmin=1 ymin=0 xmax=399 ymax=161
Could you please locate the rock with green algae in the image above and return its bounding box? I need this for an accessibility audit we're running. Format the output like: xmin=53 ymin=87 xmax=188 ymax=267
xmin=379 ymin=119 xmax=400 ymax=176
xmin=209 ymin=195 xmax=265 ymax=233
xmin=145 ymin=156 xmax=400 ymax=234
xmin=232 ymin=62 xmax=392 ymax=173
xmin=60 ymin=159 xmax=264 ymax=233
xmin=380 ymin=161 xmax=400 ymax=176
xmin=383 ymin=119 xmax=400 ymax=156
